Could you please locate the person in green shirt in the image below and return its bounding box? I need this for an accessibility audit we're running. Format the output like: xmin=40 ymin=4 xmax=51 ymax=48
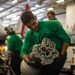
xmin=20 ymin=11 xmax=71 ymax=75
xmin=5 ymin=26 xmax=23 ymax=75
xmin=47 ymin=11 xmax=63 ymax=27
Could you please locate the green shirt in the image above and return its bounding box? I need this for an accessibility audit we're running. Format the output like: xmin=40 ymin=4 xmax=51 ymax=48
xmin=7 ymin=33 xmax=23 ymax=51
xmin=20 ymin=20 xmax=71 ymax=57
xmin=53 ymin=18 xmax=63 ymax=27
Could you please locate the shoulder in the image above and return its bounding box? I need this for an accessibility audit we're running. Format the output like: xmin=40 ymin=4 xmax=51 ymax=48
xmin=38 ymin=20 xmax=54 ymax=26
xmin=26 ymin=30 xmax=33 ymax=35
xmin=39 ymin=20 xmax=60 ymax=27
xmin=39 ymin=20 xmax=58 ymax=24
xmin=25 ymin=30 xmax=34 ymax=39
xmin=9 ymin=34 xmax=18 ymax=40
xmin=7 ymin=36 xmax=12 ymax=42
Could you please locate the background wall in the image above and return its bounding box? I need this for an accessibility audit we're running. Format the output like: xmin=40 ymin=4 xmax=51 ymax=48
xmin=56 ymin=13 xmax=66 ymax=26
xmin=66 ymin=4 xmax=75 ymax=31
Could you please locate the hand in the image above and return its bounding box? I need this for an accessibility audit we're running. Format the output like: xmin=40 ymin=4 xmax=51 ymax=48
xmin=54 ymin=54 xmax=66 ymax=62
xmin=35 ymin=57 xmax=41 ymax=64
xmin=52 ymin=54 xmax=67 ymax=69
xmin=52 ymin=54 xmax=66 ymax=70
xmin=27 ymin=57 xmax=42 ymax=68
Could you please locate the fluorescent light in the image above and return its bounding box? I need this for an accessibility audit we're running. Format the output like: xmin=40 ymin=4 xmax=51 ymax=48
xmin=10 ymin=21 xmax=18 ymax=24
xmin=6 ymin=14 xmax=16 ymax=19
xmin=47 ymin=7 xmax=54 ymax=11
xmin=36 ymin=8 xmax=46 ymax=12
xmin=0 ymin=11 xmax=10 ymax=17
xmin=11 ymin=0 xmax=17 ymax=4
xmin=3 ymin=20 xmax=10 ymax=24
xmin=35 ymin=4 xmax=40 ymax=7
xmin=6 ymin=11 xmax=21 ymax=19
xmin=32 ymin=11 xmax=40 ymax=15
xmin=56 ymin=0 xmax=64 ymax=3
xmin=0 ymin=7 xmax=4 ymax=11
xmin=11 ymin=16 xmax=20 ymax=20
xmin=30 ymin=7 xmax=37 ymax=11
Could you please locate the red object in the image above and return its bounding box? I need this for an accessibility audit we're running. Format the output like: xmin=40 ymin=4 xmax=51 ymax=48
xmin=20 ymin=4 xmax=30 ymax=36
xmin=20 ymin=24 xmax=25 ymax=36
xmin=25 ymin=3 xmax=30 ymax=10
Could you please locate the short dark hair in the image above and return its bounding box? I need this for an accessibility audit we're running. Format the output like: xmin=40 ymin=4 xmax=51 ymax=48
xmin=47 ymin=11 xmax=55 ymax=16
xmin=21 ymin=11 xmax=34 ymax=24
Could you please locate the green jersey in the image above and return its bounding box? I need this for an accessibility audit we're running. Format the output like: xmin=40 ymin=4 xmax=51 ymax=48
xmin=20 ymin=20 xmax=71 ymax=57
xmin=7 ymin=33 xmax=23 ymax=51
xmin=53 ymin=18 xmax=63 ymax=27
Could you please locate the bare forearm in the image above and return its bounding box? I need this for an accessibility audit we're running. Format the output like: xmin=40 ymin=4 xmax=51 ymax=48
xmin=22 ymin=54 xmax=29 ymax=62
xmin=60 ymin=43 xmax=69 ymax=55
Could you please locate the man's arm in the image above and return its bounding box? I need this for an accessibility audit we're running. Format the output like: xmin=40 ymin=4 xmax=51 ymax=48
xmin=22 ymin=54 xmax=29 ymax=63
xmin=60 ymin=43 xmax=69 ymax=55
xmin=52 ymin=21 xmax=71 ymax=55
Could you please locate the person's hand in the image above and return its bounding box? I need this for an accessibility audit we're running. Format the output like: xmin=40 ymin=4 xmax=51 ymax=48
xmin=52 ymin=54 xmax=67 ymax=69
xmin=35 ymin=57 xmax=41 ymax=64
xmin=54 ymin=54 xmax=66 ymax=62
xmin=27 ymin=57 xmax=42 ymax=68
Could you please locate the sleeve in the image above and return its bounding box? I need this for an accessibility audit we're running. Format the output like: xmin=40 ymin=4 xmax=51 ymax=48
xmin=20 ymin=31 xmax=35 ymax=58
xmin=51 ymin=21 xmax=71 ymax=43
xmin=7 ymin=38 xmax=14 ymax=51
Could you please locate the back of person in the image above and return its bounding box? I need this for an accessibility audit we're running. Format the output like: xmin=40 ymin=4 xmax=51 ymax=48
xmin=5 ymin=26 xmax=23 ymax=75
xmin=7 ymin=33 xmax=23 ymax=51
xmin=47 ymin=11 xmax=63 ymax=27
xmin=11 ymin=34 xmax=23 ymax=75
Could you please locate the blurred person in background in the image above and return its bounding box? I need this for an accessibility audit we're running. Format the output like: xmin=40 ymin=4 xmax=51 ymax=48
xmin=20 ymin=11 xmax=71 ymax=75
xmin=47 ymin=11 xmax=63 ymax=27
xmin=5 ymin=26 xmax=23 ymax=75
